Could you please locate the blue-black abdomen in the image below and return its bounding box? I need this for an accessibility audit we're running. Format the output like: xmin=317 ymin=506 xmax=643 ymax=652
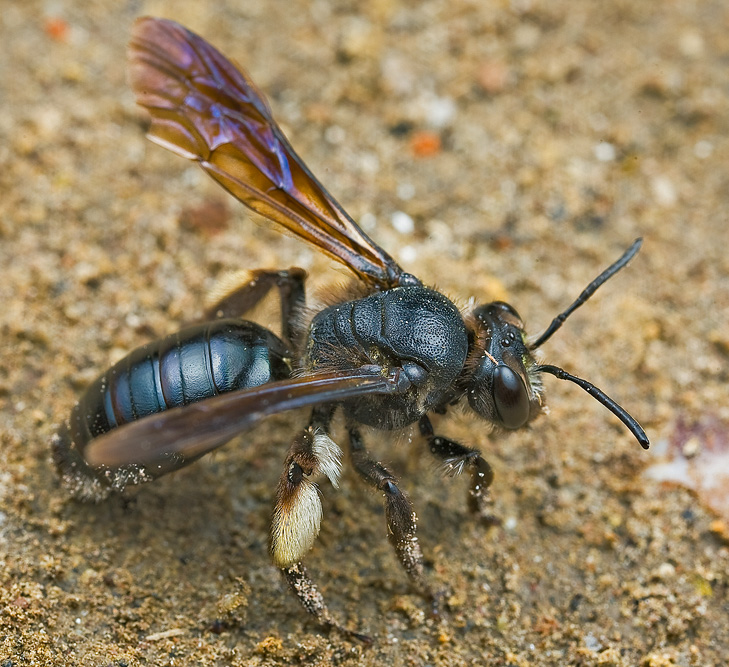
xmin=70 ymin=319 xmax=290 ymax=456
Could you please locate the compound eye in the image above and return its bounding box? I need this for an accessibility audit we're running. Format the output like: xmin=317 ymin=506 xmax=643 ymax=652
xmin=493 ymin=365 xmax=530 ymax=429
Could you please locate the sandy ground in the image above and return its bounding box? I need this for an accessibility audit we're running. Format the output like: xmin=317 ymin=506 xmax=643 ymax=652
xmin=1 ymin=1 xmax=728 ymax=665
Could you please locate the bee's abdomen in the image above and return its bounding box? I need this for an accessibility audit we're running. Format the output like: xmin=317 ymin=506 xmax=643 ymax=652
xmin=69 ymin=319 xmax=290 ymax=455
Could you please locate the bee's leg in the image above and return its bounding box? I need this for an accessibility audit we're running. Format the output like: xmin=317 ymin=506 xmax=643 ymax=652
xmin=347 ymin=425 xmax=440 ymax=611
xmin=281 ymin=563 xmax=371 ymax=643
xmin=419 ymin=415 xmax=499 ymax=525
xmin=204 ymin=267 xmax=306 ymax=343
xmin=271 ymin=410 xmax=369 ymax=641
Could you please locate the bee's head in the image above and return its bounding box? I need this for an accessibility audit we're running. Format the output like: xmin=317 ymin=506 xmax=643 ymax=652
xmin=461 ymin=240 xmax=649 ymax=450
xmin=464 ymin=302 xmax=542 ymax=430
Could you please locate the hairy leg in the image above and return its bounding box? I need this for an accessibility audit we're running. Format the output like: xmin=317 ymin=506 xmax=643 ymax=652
xmin=270 ymin=408 xmax=370 ymax=640
xmin=347 ymin=425 xmax=438 ymax=608
xmin=205 ymin=267 xmax=306 ymax=344
xmin=419 ymin=415 xmax=498 ymax=525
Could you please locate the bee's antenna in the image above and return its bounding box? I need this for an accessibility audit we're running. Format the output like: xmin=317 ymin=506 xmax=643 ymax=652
xmin=530 ymin=238 xmax=643 ymax=350
xmin=535 ymin=364 xmax=649 ymax=449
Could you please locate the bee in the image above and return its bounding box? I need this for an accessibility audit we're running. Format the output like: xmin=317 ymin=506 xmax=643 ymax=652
xmin=53 ymin=17 xmax=649 ymax=641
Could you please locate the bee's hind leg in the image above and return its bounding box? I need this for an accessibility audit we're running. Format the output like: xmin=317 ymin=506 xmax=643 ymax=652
xmin=271 ymin=408 xmax=371 ymax=642
xmin=281 ymin=562 xmax=372 ymax=643
xmin=205 ymin=267 xmax=306 ymax=344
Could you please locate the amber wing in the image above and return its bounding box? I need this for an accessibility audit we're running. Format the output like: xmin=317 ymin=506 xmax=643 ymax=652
xmin=128 ymin=17 xmax=404 ymax=289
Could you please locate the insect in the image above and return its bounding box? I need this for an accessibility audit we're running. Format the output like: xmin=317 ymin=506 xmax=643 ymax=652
xmin=53 ymin=16 xmax=649 ymax=641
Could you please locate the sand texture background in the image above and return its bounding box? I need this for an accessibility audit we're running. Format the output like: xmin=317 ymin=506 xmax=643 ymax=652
xmin=1 ymin=1 xmax=728 ymax=665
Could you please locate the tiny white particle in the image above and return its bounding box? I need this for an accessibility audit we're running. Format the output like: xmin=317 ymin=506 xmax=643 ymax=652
xmin=360 ymin=212 xmax=377 ymax=231
xmin=400 ymin=245 xmax=417 ymax=263
xmin=426 ymin=95 xmax=457 ymax=128
xmin=584 ymin=632 xmax=602 ymax=651
xmin=396 ymin=182 xmax=416 ymax=200
xmin=324 ymin=125 xmax=345 ymax=144
xmin=694 ymin=140 xmax=713 ymax=159
xmin=500 ymin=179 xmax=517 ymax=198
xmin=588 ymin=112 xmax=609 ymax=132
xmin=181 ymin=166 xmax=202 ymax=186
xmin=359 ymin=152 xmax=379 ymax=175
xmin=391 ymin=210 xmax=414 ymax=234
xmin=594 ymin=141 xmax=616 ymax=162
xmin=679 ymin=29 xmax=704 ymax=57
xmin=651 ymin=175 xmax=677 ymax=207
xmin=504 ymin=516 xmax=518 ymax=531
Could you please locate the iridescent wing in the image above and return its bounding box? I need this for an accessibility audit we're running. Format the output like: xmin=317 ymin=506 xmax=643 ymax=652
xmin=83 ymin=368 xmax=410 ymax=469
xmin=129 ymin=17 xmax=405 ymax=289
